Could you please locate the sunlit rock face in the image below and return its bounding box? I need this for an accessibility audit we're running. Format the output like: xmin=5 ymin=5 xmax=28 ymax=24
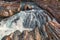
xmin=0 ymin=2 xmax=57 ymax=40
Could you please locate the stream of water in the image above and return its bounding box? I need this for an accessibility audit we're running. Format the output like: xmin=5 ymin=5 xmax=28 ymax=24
xmin=0 ymin=2 xmax=55 ymax=40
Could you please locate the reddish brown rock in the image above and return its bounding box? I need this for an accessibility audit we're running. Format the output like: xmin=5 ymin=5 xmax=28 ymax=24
xmin=32 ymin=0 xmax=60 ymax=23
xmin=2 ymin=22 xmax=60 ymax=40
xmin=0 ymin=1 xmax=20 ymax=17
xmin=24 ymin=4 xmax=32 ymax=10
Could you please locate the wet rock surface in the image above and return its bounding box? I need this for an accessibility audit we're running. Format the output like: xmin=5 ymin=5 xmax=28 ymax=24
xmin=32 ymin=0 xmax=60 ymax=23
xmin=0 ymin=1 xmax=60 ymax=40
xmin=1 ymin=21 xmax=60 ymax=40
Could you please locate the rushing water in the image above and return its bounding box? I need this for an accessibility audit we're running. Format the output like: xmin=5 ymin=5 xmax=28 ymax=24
xmin=0 ymin=2 xmax=56 ymax=40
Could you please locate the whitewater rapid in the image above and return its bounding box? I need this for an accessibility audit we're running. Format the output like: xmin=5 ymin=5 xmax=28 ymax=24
xmin=0 ymin=2 xmax=56 ymax=40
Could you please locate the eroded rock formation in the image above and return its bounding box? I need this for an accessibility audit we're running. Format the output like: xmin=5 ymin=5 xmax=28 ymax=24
xmin=32 ymin=0 xmax=60 ymax=23
xmin=0 ymin=0 xmax=60 ymax=40
xmin=1 ymin=21 xmax=60 ymax=40
xmin=0 ymin=1 xmax=20 ymax=17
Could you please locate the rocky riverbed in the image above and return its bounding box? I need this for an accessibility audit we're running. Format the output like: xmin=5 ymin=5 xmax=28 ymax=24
xmin=0 ymin=1 xmax=60 ymax=40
